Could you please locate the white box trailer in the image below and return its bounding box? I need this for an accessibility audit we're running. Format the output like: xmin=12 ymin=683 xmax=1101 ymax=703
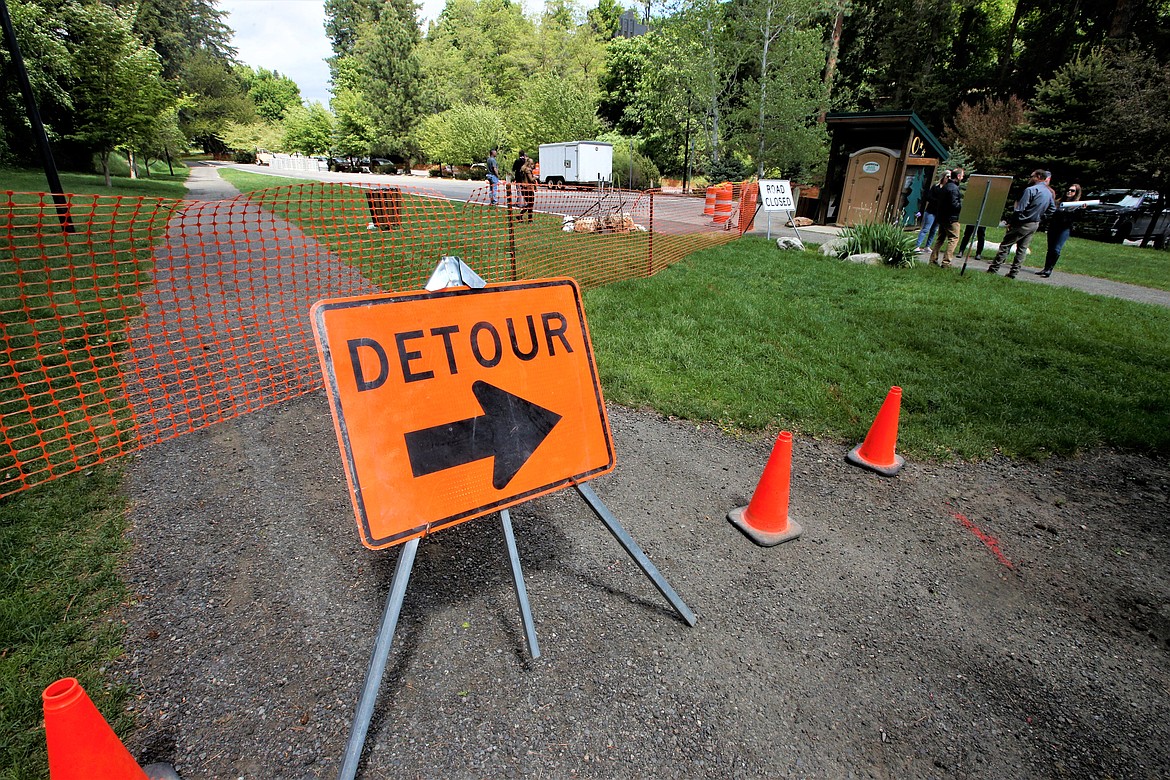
xmin=538 ymin=141 xmax=613 ymax=186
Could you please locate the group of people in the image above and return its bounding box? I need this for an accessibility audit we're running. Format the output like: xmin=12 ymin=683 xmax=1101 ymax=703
xmin=915 ymin=166 xmax=1085 ymax=279
xmin=485 ymin=148 xmax=536 ymax=221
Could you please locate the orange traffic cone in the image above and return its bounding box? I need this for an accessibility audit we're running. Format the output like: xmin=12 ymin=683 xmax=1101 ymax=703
xmin=43 ymin=677 xmax=149 ymax=780
xmin=728 ymin=431 xmax=803 ymax=547
xmin=846 ymin=386 xmax=905 ymax=476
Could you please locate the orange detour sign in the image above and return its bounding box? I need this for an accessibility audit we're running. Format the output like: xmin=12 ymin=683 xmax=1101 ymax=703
xmin=311 ymin=278 xmax=615 ymax=549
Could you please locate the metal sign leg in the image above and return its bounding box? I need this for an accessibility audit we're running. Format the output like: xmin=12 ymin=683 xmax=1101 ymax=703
xmin=500 ymin=509 xmax=541 ymax=659
xmin=337 ymin=537 xmax=419 ymax=780
xmin=574 ymin=483 xmax=697 ymax=626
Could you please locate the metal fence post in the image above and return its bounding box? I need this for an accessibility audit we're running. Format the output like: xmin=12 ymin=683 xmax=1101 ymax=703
xmin=647 ymin=190 xmax=654 ymax=277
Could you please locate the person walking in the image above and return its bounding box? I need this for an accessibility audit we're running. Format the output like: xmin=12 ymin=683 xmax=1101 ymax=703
xmin=1037 ymin=183 xmax=1083 ymax=277
xmin=486 ymin=148 xmax=500 ymax=205
xmin=928 ymin=167 xmax=964 ymax=268
xmin=958 ymin=224 xmax=987 ymax=260
xmin=511 ymin=150 xmax=530 ymax=218
xmin=511 ymin=150 xmax=528 ymax=183
xmin=987 ymin=169 xmax=1057 ymax=278
xmin=515 ymin=152 xmax=536 ymax=222
xmin=915 ymin=170 xmax=950 ymax=251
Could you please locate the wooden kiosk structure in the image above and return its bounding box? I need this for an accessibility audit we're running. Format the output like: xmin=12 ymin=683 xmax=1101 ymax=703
xmin=817 ymin=112 xmax=948 ymax=227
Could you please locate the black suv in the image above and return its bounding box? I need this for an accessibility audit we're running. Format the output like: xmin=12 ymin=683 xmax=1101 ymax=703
xmin=1071 ymin=189 xmax=1170 ymax=246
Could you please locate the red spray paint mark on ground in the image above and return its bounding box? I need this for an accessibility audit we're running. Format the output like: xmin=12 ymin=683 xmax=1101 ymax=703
xmin=951 ymin=511 xmax=1014 ymax=569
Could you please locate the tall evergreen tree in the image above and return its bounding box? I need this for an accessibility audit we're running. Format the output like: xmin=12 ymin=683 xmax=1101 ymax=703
xmin=354 ymin=0 xmax=423 ymax=156
xmin=1002 ymin=49 xmax=1113 ymax=186
xmin=324 ymin=0 xmax=383 ymax=77
xmin=126 ymin=0 xmax=236 ymax=79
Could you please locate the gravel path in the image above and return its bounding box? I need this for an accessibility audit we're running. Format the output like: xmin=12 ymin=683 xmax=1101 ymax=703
xmin=112 ymin=166 xmax=1170 ymax=779
xmin=118 ymin=398 xmax=1170 ymax=779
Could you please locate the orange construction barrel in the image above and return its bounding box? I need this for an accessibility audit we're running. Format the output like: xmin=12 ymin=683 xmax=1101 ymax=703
xmin=704 ymin=185 xmax=717 ymax=215
xmin=713 ymin=183 xmax=734 ymax=224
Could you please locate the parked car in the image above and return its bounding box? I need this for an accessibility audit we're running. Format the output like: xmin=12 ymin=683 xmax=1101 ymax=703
xmin=1071 ymin=189 xmax=1170 ymax=246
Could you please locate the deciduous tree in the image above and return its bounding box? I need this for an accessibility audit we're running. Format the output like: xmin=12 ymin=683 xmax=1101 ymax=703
xmin=282 ymin=102 xmax=334 ymax=155
xmin=417 ymin=102 xmax=507 ymax=164
xmin=237 ymin=66 xmax=302 ymax=122
xmin=65 ymin=2 xmax=174 ymax=184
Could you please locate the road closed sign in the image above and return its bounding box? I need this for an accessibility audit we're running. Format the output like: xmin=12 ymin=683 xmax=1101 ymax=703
xmin=759 ymin=179 xmax=796 ymax=212
xmin=311 ymin=278 xmax=615 ymax=549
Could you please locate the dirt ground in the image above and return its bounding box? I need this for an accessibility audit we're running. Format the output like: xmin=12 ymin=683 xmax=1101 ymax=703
xmin=114 ymin=392 xmax=1170 ymax=780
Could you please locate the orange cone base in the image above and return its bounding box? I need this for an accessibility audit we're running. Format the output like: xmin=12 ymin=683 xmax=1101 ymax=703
xmin=728 ymin=506 xmax=803 ymax=547
xmin=846 ymin=443 xmax=905 ymax=476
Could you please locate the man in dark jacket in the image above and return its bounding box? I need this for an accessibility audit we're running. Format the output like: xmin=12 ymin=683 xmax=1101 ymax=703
xmin=928 ymin=167 xmax=964 ymax=268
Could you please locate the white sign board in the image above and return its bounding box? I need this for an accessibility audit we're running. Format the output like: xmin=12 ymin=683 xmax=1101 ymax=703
xmin=759 ymin=180 xmax=796 ymax=213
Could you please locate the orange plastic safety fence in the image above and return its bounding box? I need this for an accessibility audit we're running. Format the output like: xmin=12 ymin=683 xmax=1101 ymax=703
xmin=0 ymin=181 xmax=751 ymax=498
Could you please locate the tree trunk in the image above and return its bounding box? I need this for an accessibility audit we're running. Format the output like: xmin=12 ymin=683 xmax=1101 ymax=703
xmin=821 ymin=3 xmax=845 ymax=122
xmin=707 ymin=20 xmax=721 ymax=163
xmin=1109 ymin=0 xmax=1136 ymax=39
xmin=757 ymin=3 xmax=774 ymax=178
xmin=127 ymin=149 xmax=137 ymax=179
xmin=102 ymin=151 xmax=112 ymax=187
xmin=996 ymin=0 xmax=1030 ymax=93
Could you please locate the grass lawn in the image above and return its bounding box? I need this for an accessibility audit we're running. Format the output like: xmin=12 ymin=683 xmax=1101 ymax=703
xmin=0 ymin=467 xmax=132 ymax=780
xmin=217 ymin=168 xmax=675 ymax=291
xmin=0 ymin=163 xmax=189 ymax=200
xmin=584 ymin=237 xmax=1170 ymax=459
xmin=1 ymin=167 xmax=186 ymax=780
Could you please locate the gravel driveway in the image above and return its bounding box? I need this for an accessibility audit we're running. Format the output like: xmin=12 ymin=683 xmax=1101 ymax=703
xmin=117 ymin=393 xmax=1170 ymax=779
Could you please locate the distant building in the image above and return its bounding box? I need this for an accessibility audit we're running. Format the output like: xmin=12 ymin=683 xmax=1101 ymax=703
xmin=618 ymin=10 xmax=648 ymax=38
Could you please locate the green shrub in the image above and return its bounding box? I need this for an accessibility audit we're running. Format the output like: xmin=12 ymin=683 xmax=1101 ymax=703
xmin=611 ymin=146 xmax=660 ymax=190
xmin=837 ymin=219 xmax=919 ymax=268
xmin=704 ymin=157 xmax=749 ymax=186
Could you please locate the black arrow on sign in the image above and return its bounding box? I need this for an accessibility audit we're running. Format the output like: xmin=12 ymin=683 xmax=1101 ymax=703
xmin=404 ymin=380 xmax=563 ymax=490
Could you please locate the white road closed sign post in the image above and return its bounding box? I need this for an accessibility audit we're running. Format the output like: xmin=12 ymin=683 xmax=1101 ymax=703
xmin=760 ymin=179 xmax=795 ymax=212
xmin=758 ymin=179 xmax=802 ymax=242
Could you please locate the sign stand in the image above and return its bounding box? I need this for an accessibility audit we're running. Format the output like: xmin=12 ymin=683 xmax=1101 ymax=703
xmin=576 ymin=483 xmax=697 ymax=626
xmin=960 ymin=182 xmax=992 ymax=276
xmin=338 ymin=537 xmax=418 ymax=780
xmin=957 ymin=175 xmax=1013 ymax=276
xmin=337 ymin=492 xmax=695 ymax=780
xmin=328 ymin=259 xmax=696 ymax=780
xmin=500 ymin=508 xmax=541 ymax=658
xmin=759 ymin=179 xmax=803 ymax=245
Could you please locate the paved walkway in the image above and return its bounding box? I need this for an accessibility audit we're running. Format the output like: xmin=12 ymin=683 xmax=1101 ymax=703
xmin=748 ymin=220 xmax=1170 ymax=309
xmin=184 ymin=160 xmax=242 ymax=200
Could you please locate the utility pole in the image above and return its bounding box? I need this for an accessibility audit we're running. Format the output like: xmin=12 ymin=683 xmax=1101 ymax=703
xmin=0 ymin=0 xmax=72 ymax=231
